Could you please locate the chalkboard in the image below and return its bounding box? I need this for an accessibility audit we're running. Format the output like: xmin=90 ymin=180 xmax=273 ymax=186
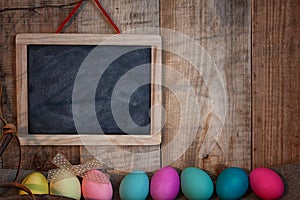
xmin=16 ymin=34 xmax=162 ymax=145
xmin=28 ymin=45 xmax=151 ymax=135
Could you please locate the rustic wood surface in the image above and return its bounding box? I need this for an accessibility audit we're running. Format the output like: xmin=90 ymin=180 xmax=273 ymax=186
xmin=0 ymin=0 xmax=299 ymax=199
xmin=160 ymin=0 xmax=251 ymax=172
xmin=252 ymin=0 xmax=300 ymax=168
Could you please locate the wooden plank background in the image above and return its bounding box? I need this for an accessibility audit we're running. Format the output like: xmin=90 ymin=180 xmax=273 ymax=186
xmin=160 ymin=0 xmax=251 ymax=173
xmin=0 ymin=0 xmax=299 ymax=199
xmin=252 ymin=0 xmax=300 ymax=168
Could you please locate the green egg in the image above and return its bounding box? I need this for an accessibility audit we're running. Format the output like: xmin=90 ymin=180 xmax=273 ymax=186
xmin=50 ymin=171 xmax=81 ymax=200
xmin=181 ymin=167 xmax=214 ymax=200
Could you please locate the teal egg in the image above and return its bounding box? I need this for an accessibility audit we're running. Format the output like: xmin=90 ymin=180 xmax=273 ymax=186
xmin=119 ymin=170 xmax=149 ymax=200
xmin=216 ymin=167 xmax=249 ymax=200
xmin=181 ymin=167 xmax=214 ymax=200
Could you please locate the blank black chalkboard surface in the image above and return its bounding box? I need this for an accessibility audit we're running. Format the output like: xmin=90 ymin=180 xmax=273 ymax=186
xmin=16 ymin=34 xmax=162 ymax=145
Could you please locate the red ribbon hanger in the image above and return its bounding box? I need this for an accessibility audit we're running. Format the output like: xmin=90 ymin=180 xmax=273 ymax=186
xmin=56 ymin=0 xmax=121 ymax=34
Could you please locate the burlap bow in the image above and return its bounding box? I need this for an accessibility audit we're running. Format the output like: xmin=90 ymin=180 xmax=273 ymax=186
xmin=48 ymin=153 xmax=110 ymax=184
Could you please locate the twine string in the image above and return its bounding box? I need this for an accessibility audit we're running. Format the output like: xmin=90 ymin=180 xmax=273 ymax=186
xmin=0 ymin=182 xmax=35 ymax=200
xmin=0 ymin=84 xmax=21 ymax=183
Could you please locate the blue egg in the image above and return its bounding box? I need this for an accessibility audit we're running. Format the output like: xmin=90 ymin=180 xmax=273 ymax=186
xmin=119 ymin=170 xmax=149 ymax=200
xmin=216 ymin=167 xmax=249 ymax=200
xmin=181 ymin=167 xmax=214 ymax=200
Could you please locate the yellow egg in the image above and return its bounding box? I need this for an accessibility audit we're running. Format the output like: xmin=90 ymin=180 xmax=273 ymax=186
xmin=19 ymin=172 xmax=48 ymax=195
xmin=50 ymin=174 xmax=81 ymax=200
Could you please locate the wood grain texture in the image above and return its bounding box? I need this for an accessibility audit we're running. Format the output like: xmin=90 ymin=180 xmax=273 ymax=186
xmin=0 ymin=0 xmax=81 ymax=170
xmin=252 ymin=0 xmax=300 ymax=167
xmin=15 ymin=33 xmax=162 ymax=45
xmin=76 ymin=0 xmax=160 ymax=34
xmin=160 ymin=0 xmax=251 ymax=172
xmin=0 ymin=0 xmax=299 ymax=199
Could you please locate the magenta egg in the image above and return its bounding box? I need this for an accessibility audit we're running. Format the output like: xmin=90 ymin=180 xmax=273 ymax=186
xmin=82 ymin=170 xmax=113 ymax=200
xmin=150 ymin=166 xmax=180 ymax=200
xmin=250 ymin=167 xmax=285 ymax=200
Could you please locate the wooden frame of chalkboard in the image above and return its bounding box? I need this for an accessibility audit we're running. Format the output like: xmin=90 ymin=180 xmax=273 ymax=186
xmin=16 ymin=34 xmax=162 ymax=145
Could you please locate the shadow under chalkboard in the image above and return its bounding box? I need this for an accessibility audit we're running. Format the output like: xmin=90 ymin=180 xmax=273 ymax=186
xmin=28 ymin=45 xmax=151 ymax=135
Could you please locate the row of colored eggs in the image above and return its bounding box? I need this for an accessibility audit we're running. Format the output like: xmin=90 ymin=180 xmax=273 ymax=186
xmin=20 ymin=166 xmax=284 ymax=200
xmin=120 ymin=166 xmax=285 ymax=200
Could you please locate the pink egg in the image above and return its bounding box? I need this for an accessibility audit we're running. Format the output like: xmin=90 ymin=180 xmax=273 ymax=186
xmin=250 ymin=167 xmax=285 ymax=200
xmin=82 ymin=170 xmax=113 ymax=200
xmin=150 ymin=166 xmax=180 ymax=200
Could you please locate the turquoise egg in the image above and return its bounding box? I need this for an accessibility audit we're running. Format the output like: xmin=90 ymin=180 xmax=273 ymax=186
xmin=119 ymin=170 xmax=149 ymax=200
xmin=216 ymin=167 xmax=249 ymax=200
xmin=181 ymin=167 xmax=214 ymax=200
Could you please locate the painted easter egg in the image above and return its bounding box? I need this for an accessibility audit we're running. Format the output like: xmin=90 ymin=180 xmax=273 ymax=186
xmin=82 ymin=170 xmax=113 ymax=200
xmin=119 ymin=170 xmax=149 ymax=200
xmin=249 ymin=167 xmax=284 ymax=200
xmin=216 ymin=167 xmax=249 ymax=200
xmin=19 ymin=172 xmax=48 ymax=195
xmin=150 ymin=166 xmax=180 ymax=200
xmin=181 ymin=167 xmax=214 ymax=200
xmin=50 ymin=170 xmax=81 ymax=200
